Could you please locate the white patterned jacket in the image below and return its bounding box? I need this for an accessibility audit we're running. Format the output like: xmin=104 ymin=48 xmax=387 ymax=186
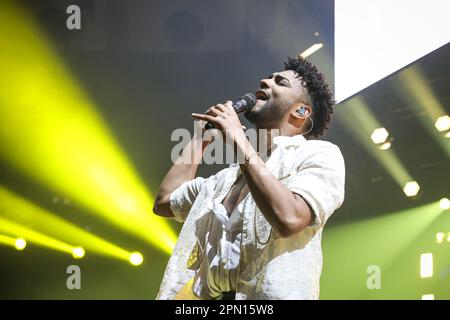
xmin=156 ymin=134 xmax=345 ymax=300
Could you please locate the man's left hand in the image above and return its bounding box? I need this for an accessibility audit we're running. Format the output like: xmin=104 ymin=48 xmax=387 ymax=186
xmin=192 ymin=101 xmax=247 ymax=145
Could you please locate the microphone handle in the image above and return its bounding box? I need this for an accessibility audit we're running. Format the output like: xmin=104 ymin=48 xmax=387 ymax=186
xmin=204 ymin=100 xmax=246 ymax=130
xmin=204 ymin=122 xmax=215 ymax=130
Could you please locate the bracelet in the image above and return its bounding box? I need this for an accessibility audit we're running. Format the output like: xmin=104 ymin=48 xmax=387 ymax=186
xmin=244 ymin=151 xmax=259 ymax=167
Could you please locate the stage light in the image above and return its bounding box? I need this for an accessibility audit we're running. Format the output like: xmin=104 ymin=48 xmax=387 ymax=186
xmin=371 ymin=128 xmax=389 ymax=144
xmin=439 ymin=198 xmax=450 ymax=210
xmin=403 ymin=181 xmax=420 ymax=197
xmin=0 ymin=233 xmax=17 ymax=249
xmin=321 ymin=201 xmax=442 ymax=299
xmin=72 ymin=247 xmax=85 ymax=259
xmin=15 ymin=238 xmax=27 ymax=251
xmin=398 ymin=68 xmax=450 ymax=158
xmin=0 ymin=188 xmax=136 ymax=262
xmin=420 ymin=253 xmax=433 ymax=278
xmin=434 ymin=115 xmax=449 ymax=132
xmin=436 ymin=232 xmax=445 ymax=244
xmin=0 ymin=2 xmax=176 ymax=254
xmin=129 ymin=252 xmax=144 ymax=266
xmin=421 ymin=294 xmax=434 ymax=300
xmin=0 ymin=216 xmax=77 ymax=255
xmin=299 ymin=43 xmax=324 ymax=59
xmin=379 ymin=141 xmax=391 ymax=150
xmin=336 ymin=97 xmax=414 ymax=196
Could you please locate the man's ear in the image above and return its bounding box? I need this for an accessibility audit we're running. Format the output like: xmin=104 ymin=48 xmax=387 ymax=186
xmin=291 ymin=104 xmax=312 ymax=119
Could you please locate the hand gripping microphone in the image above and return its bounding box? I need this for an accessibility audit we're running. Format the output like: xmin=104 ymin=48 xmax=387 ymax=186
xmin=204 ymin=93 xmax=256 ymax=130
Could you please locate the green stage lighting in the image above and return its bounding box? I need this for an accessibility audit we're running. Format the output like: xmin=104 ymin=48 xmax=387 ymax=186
xmin=403 ymin=181 xmax=421 ymax=197
xmin=439 ymin=198 xmax=450 ymax=210
xmin=420 ymin=252 xmax=433 ymax=278
xmin=399 ymin=67 xmax=450 ymax=157
xmin=337 ymin=97 xmax=416 ymax=193
xmin=321 ymin=201 xmax=445 ymax=299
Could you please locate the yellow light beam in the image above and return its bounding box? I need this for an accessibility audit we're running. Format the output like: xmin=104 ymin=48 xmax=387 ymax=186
xmin=0 ymin=187 xmax=134 ymax=262
xmin=398 ymin=67 xmax=450 ymax=157
xmin=400 ymin=67 xmax=447 ymax=122
xmin=336 ymin=96 xmax=413 ymax=188
xmin=0 ymin=233 xmax=18 ymax=249
xmin=0 ymin=1 xmax=176 ymax=253
xmin=0 ymin=217 xmax=75 ymax=255
xmin=0 ymin=234 xmax=27 ymax=251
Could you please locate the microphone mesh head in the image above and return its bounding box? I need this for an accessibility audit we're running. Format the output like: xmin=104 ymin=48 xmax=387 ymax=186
xmin=240 ymin=93 xmax=256 ymax=110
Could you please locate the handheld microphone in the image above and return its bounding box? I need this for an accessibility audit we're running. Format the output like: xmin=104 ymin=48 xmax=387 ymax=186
xmin=204 ymin=93 xmax=256 ymax=130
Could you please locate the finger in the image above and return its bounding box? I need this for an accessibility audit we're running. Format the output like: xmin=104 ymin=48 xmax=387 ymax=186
xmin=213 ymin=104 xmax=228 ymax=115
xmin=206 ymin=106 xmax=218 ymax=115
xmin=224 ymin=100 xmax=235 ymax=113
xmin=192 ymin=113 xmax=221 ymax=123
xmin=206 ymin=105 xmax=226 ymax=116
xmin=212 ymin=104 xmax=229 ymax=116
xmin=241 ymin=125 xmax=247 ymax=130
xmin=215 ymin=104 xmax=227 ymax=112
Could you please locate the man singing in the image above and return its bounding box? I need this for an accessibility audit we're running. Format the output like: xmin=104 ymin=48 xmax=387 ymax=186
xmin=153 ymin=57 xmax=345 ymax=300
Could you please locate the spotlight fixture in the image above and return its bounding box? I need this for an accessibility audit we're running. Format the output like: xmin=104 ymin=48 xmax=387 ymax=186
xmin=403 ymin=181 xmax=420 ymax=197
xmin=439 ymin=198 xmax=450 ymax=210
xmin=370 ymin=127 xmax=393 ymax=150
xmin=436 ymin=232 xmax=445 ymax=244
xmin=129 ymin=252 xmax=143 ymax=266
xmin=72 ymin=246 xmax=85 ymax=259
xmin=378 ymin=141 xmax=392 ymax=150
xmin=434 ymin=115 xmax=449 ymax=132
xmin=15 ymin=238 xmax=27 ymax=251
xmin=420 ymin=253 xmax=433 ymax=278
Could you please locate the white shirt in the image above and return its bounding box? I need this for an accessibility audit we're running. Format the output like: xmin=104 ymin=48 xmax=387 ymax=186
xmin=193 ymin=153 xmax=272 ymax=299
xmin=156 ymin=134 xmax=346 ymax=300
xmin=192 ymin=202 xmax=243 ymax=299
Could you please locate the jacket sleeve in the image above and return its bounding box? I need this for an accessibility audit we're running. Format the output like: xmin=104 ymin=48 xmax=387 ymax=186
xmin=169 ymin=176 xmax=206 ymax=223
xmin=285 ymin=143 xmax=346 ymax=228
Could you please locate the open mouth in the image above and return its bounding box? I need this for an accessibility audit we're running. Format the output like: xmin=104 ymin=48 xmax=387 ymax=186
xmin=255 ymin=89 xmax=270 ymax=101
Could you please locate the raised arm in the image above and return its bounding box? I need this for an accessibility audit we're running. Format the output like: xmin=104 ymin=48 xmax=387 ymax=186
xmin=152 ymin=121 xmax=209 ymax=218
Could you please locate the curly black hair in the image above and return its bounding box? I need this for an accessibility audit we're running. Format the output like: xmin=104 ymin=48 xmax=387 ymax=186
xmin=284 ymin=57 xmax=335 ymax=138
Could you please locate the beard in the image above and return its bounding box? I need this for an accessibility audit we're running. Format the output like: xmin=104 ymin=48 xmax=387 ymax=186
xmin=244 ymin=98 xmax=287 ymax=128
